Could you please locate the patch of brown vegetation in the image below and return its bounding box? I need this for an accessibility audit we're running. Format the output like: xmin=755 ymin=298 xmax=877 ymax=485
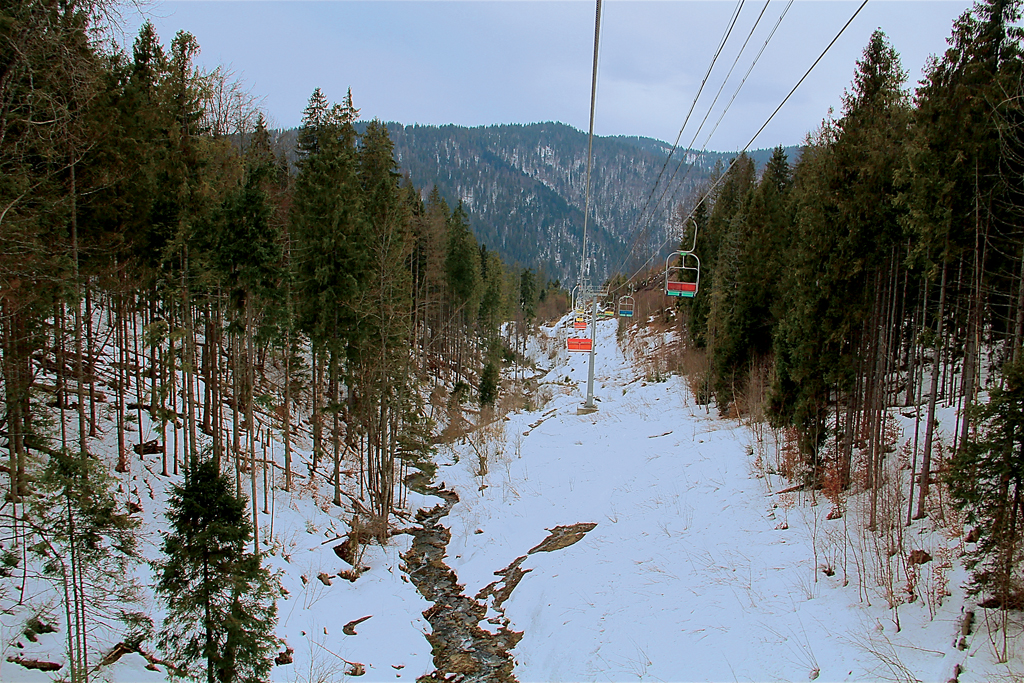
xmin=528 ymin=522 xmax=598 ymax=554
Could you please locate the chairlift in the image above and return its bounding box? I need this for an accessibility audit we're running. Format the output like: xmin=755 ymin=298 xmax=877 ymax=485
xmin=573 ymin=314 xmax=588 ymax=330
xmin=618 ymin=295 xmax=635 ymax=318
xmin=567 ymin=337 xmax=593 ymax=352
xmin=666 ymin=251 xmax=700 ymax=298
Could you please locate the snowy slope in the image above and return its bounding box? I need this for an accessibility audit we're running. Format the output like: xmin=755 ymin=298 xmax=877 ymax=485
xmin=421 ymin=318 xmax=998 ymax=683
xmin=3 ymin=313 xmax=1016 ymax=683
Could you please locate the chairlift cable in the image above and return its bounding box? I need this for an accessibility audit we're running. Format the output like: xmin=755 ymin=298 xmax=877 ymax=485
xmin=615 ymin=0 xmax=747 ymax=269
xmin=612 ymin=0 xmax=782 ymax=282
xmin=625 ymin=0 xmax=793 ymax=269
xmin=610 ymin=0 xmax=869 ymax=297
xmin=650 ymin=0 xmax=793 ymax=257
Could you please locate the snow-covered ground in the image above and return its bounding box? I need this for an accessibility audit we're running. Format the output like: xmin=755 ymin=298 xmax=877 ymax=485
xmin=4 ymin=314 xmax=1018 ymax=682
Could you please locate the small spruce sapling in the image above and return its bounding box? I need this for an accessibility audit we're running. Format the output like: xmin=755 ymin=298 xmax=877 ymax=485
xmin=155 ymin=458 xmax=282 ymax=683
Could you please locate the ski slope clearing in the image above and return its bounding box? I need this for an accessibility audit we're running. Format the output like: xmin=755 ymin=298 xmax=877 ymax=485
xmin=3 ymin=315 xmax=1014 ymax=683
xmin=416 ymin=316 xmax=996 ymax=683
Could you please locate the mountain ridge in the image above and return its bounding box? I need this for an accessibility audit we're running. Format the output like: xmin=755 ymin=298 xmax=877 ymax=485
xmin=279 ymin=121 xmax=799 ymax=282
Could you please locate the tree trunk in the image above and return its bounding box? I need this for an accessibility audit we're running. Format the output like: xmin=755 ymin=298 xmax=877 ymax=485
xmin=247 ymin=297 xmax=259 ymax=557
xmin=915 ymin=252 xmax=949 ymax=520
xmin=70 ymin=163 xmax=88 ymax=458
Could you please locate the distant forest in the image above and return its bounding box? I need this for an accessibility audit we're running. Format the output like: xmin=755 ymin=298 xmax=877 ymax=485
xmin=269 ymin=121 xmax=799 ymax=284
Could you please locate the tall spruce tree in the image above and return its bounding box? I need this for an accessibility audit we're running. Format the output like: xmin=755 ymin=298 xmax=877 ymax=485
xmin=291 ymin=88 xmax=367 ymax=482
xmin=949 ymin=357 xmax=1024 ymax=611
xmin=771 ymin=31 xmax=909 ymax=465
xmin=904 ymin=0 xmax=1023 ymax=515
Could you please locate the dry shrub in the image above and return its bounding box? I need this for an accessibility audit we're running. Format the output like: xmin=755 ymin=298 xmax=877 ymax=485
xmin=679 ymin=344 xmax=712 ymax=405
xmin=740 ymin=360 xmax=781 ymax=485
xmin=434 ymin=383 xmax=474 ymax=444
xmin=777 ymin=492 xmax=796 ymax=529
xmin=428 ymin=385 xmax=447 ymax=421
xmin=498 ymin=378 xmax=531 ymax=415
xmin=778 ymin=427 xmax=806 ymax=481
xmin=620 ymin=318 xmax=682 ymax=383
xmin=466 ymin=409 xmax=507 ymax=484
xmin=341 ymin=512 xmax=389 ymax=570
xmin=633 ymin=287 xmax=668 ymax=324
xmin=821 ymin=444 xmax=847 ymax=520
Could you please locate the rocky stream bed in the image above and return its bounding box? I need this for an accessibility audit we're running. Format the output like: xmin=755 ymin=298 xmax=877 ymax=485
xmin=400 ymin=474 xmax=595 ymax=682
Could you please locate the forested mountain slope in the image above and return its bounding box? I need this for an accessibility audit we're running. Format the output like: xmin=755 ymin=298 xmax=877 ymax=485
xmin=351 ymin=122 xmax=797 ymax=283
xmin=274 ymin=121 xmax=796 ymax=283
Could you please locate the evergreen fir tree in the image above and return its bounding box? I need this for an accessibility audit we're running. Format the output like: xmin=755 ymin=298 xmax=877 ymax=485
xmin=31 ymin=451 xmax=150 ymax=683
xmin=770 ymin=31 xmax=910 ymax=461
xmin=479 ymin=360 xmax=499 ymax=407
xmin=949 ymin=357 xmax=1024 ymax=608
xmin=155 ymin=459 xmax=281 ymax=683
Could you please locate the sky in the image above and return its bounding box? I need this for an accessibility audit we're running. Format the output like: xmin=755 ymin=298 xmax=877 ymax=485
xmin=124 ymin=1 xmax=979 ymax=152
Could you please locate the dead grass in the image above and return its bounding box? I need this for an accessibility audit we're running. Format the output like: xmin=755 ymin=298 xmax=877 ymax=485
xmin=465 ymin=408 xmax=508 ymax=487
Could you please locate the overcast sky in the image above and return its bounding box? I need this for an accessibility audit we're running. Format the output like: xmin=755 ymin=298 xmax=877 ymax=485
xmin=127 ymin=1 xmax=978 ymax=152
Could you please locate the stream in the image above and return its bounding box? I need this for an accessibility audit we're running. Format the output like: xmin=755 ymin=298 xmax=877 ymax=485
xmin=400 ymin=475 xmax=523 ymax=682
xmin=400 ymin=471 xmax=597 ymax=682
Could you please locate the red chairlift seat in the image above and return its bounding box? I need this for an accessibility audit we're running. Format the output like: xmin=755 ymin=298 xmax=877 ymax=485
xmin=666 ymin=281 xmax=697 ymax=296
xmin=666 ymin=251 xmax=700 ymax=298
xmin=567 ymin=337 xmax=593 ymax=352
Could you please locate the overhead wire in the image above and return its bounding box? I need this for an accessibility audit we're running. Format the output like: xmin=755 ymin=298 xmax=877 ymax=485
xmin=615 ymin=0 xmax=748 ymax=274
xmin=612 ymin=0 xmax=785 ymax=277
xmin=609 ymin=0 xmax=871 ymax=297
xmin=632 ymin=0 xmax=795 ymax=259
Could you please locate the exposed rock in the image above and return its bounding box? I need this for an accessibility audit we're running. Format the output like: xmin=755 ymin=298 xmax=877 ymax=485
xmin=132 ymin=438 xmax=163 ymax=455
xmin=316 ymin=572 xmax=333 ymax=586
xmin=908 ymin=549 xmax=933 ymax=565
xmin=23 ymin=616 xmax=57 ymax=642
xmin=960 ymin=610 xmax=974 ymax=637
xmin=343 ymin=615 xmax=372 ymax=635
xmin=275 ymin=646 xmax=294 ymax=665
xmin=7 ymin=656 xmax=61 ymax=672
xmin=476 ymin=556 xmax=531 ymax=612
xmin=100 ymin=642 xmax=135 ymax=665
xmin=527 ymin=522 xmax=597 ymax=554
xmin=334 ymin=536 xmax=357 ymax=566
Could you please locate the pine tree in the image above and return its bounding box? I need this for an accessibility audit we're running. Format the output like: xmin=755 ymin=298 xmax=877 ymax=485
xmin=291 ymin=88 xmax=367 ymax=479
xmin=949 ymin=357 xmax=1024 ymax=612
xmin=30 ymin=451 xmax=150 ymax=683
xmin=155 ymin=459 xmax=281 ymax=683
